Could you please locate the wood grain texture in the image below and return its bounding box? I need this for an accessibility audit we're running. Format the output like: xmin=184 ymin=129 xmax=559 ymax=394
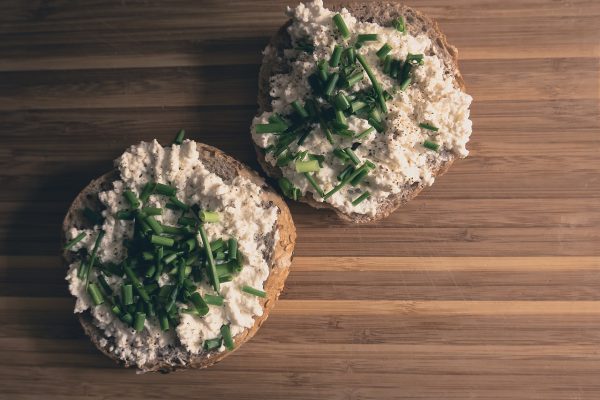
xmin=0 ymin=0 xmax=599 ymax=398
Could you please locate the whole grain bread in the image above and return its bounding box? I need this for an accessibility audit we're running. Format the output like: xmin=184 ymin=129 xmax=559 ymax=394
xmin=62 ymin=142 xmax=296 ymax=373
xmin=255 ymin=2 xmax=467 ymax=223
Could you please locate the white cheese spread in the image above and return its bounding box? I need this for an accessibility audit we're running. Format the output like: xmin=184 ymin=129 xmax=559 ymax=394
xmin=251 ymin=0 xmax=472 ymax=216
xmin=65 ymin=139 xmax=279 ymax=367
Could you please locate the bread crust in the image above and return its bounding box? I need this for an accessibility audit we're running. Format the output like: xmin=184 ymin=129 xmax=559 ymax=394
xmin=255 ymin=2 xmax=467 ymax=223
xmin=62 ymin=143 xmax=296 ymax=373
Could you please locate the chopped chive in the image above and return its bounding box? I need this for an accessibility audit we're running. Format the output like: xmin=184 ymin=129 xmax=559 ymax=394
xmin=163 ymin=252 xmax=178 ymax=264
xmin=383 ymin=55 xmax=392 ymax=74
xmin=141 ymin=207 xmax=162 ymax=216
xmin=303 ymin=172 xmax=325 ymax=197
xmin=139 ymin=182 xmax=155 ymax=203
xmin=133 ymin=312 xmax=146 ymax=332
xmin=344 ymin=148 xmax=360 ymax=165
xmin=204 ymin=338 xmax=222 ymax=351
xmin=64 ymin=232 xmax=86 ymax=250
xmin=198 ymin=224 xmax=219 ymax=292
xmin=87 ymin=283 xmax=104 ymax=306
xmin=324 ymin=72 xmax=339 ymax=97
xmin=291 ymin=100 xmax=309 ymax=119
xmin=177 ymin=216 xmax=196 ymax=226
xmin=189 ymin=292 xmax=209 ymax=316
xmin=337 ymin=165 xmax=354 ymax=181
xmin=350 ymin=100 xmax=367 ymax=113
xmin=317 ymin=60 xmax=329 ymax=81
xmin=122 ymin=284 xmax=134 ymax=305
xmin=96 ymin=275 xmax=112 ymax=296
xmin=334 ymin=109 xmax=348 ymax=128
xmin=173 ymin=129 xmax=185 ymax=145
xmin=78 ymin=231 xmax=105 ymax=281
xmin=406 ymin=53 xmax=424 ymax=65
xmin=268 ymin=113 xmax=288 ymax=126
xmin=151 ymin=235 xmax=174 ymax=247
xmin=357 ymin=33 xmax=378 ymax=43
xmin=123 ymin=264 xmax=150 ymax=303
xmin=220 ymin=324 xmax=235 ymax=350
xmin=393 ymin=16 xmax=405 ymax=33
xmin=345 ymin=71 xmax=364 ymax=87
xmin=356 ymin=53 xmax=387 ymax=113
xmin=83 ymin=207 xmax=103 ymax=225
xmin=168 ymin=196 xmax=189 ymax=211
xmin=320 ymin=118 xmax=334 ymax=144
xmin=352 ymin=191 xmax=371 ymax=205
xmin=142 ymin=251 xmax=154 ymax=261
xmin=228 ymin=238 xmax=238 ymax=261
xmin=178 ymin=261 xmax=187 ymax=286
xmin=332 ymin=14 xmax=350 ymax=39
xmin=295 ymin=159 xmax=320 ymax=173
xmin=376 ymin=43 xmax=392 ymax=59
xmin=144 ymin=215 xmax=164 ymax=235
xmin=199 ymin=210 xmax=220 ymax=223
xmin=390 ymin=59 xmax=401 ymax=79
xmin=161 ymin=224 xmax=186 ymax=235
xmin=204 ymin=294 xmax=224 ymax=306
xmin=400 ymin=61 xmax=412 ymax=82
xmin=329 ymin=45 xmax=343 ymax=67
xmin=355 ymin=126 xmax=375 ymax=140
xmin=242 ymin=285 xmax=267 ymax=298
xmin=278 ymin=177 xmax=300 ymax=201
xmin=419 ymin=123 xmax=439 ymax=132
xmin=154 ymin=183 xmax=176 ymax=197
xmin=116 ymin=210 xmax=135 ymax=220
xmin=324 ymin=162 xmax=372 ymax=200
xmin=399 ymin=76 xmax=412 ymax=91
xmin=123 ymin=190 xmax=140 ymax=209
xmin=333 ymin=92 xmax=351 ymax=110
xmin=159 ymin=312 xmax=169 ymax=331
xmin=254 ymin=123 xmax=288 ymax=134
xmin=350 ymin=169 xmax=369 ymax=186
xmin=144 ymin=282 xmax=158 ymax=294
xmin=344 ymin=46 xmax=356 ymax=64
xmin=333 ymin=148 xmax=350 ymax=162
xmin=308 ymin=153 xmax=325 ymax=168
xmin=368 ymin=117 xmax=385 ymax=133
xmin=423 ymin=140 xmax=440 ymax=151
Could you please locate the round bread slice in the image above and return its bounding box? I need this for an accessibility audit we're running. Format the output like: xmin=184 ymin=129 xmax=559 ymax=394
xmin=255 ymin=2 xmax=467 ymax=223
xmin=62 ymin=142 xmax=296 ymax=373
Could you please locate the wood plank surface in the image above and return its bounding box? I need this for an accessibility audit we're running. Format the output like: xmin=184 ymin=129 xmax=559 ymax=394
xmin=1 ymin=0 xmax=599 ymax=398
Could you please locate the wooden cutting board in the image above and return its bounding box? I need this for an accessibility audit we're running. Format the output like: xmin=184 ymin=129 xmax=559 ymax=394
xmin=1 ymin=0 xmax=599 ymax=398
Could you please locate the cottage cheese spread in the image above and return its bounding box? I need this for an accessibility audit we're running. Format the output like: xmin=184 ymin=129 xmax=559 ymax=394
xmin=65 ymin=140 xmax=279 ymax=367
xmin=251 ymin=0 xmax=472 ymax=216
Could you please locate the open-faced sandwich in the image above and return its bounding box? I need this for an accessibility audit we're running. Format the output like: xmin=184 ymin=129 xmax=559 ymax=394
xmin=252 ymin=0 xmax=473 ymax=223
xmin=62 ymin=133 xmax=296 ymax=372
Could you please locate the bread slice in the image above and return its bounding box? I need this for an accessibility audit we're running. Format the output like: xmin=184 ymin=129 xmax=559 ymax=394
xmin=62 ymin=143 xmax=296 ymax=373
xmin=256 ymin=2 xmax=467 ymax=223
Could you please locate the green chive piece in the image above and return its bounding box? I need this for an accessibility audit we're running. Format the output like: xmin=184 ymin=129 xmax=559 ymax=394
xmin=123 ymin=190 xmax=140 ymax=209
xmin=344 ymin=46 xmax=356 ymax=64
xmin=123 ymin=264 xmax=150 ymax=303
xmin=350 ymin=100 xmax=367 ymax=113
xmin=177 ymin=261 xmax=187 ymax=286
xmin=78 ymin=231 xmax=105 ymax=281
xmin=393 ymin=16 xmax=405 ymax=33
xmin=221 ymin=325 xmax=235 ymax=350
xmin=419 ymin=123 xmax=439 ymax=132
xmin=329 ymin=45 xmax=343 ymax=67
xmin=317 ymin=60 xmax=329 ymax=81
xmin=122 ymin=284 xmax=134 ymax=305
xmin=344 ymin=148 xmax=360 ymax=165
xmin=406 ymin=53 xmax=424 ymax=65
xmin=87 ymin=283 xmax=104 ymax=306
xmin=355 ymin=126 xmax=375 ymax=140
xmin=423 ymin=140 xmax=440 ymax=151
xmin=303 ymin=172 xmax=325 ymax=197
xmin=228 ymin=238 xmax=238 ymax=261
xmin=332 ymin=14 xmax=350 ymax=39
xmin=139 ymin=182 xmax=155 ymax=203
xmin=291 ymin=100 xmax=309 ymax=119
xmin=199 ymin=210 xmax=220 ymax=223
xmin=255 ymin=123 xmax=288 ymax=134
xmin=141 ymin=207 xmax=162 ymax=216
xmin=159 ymin=313 xmax=169 ymax=331
xmin=278 ymin=177 xmax=300 ymax=201
xmin=324 ymin=162 xmax=372 ymax=200
xmin=204 ymin=294 xmax=224 ymax=306
xmin=133 ymin=312 xmax=146 ymax=332
xmin=178 ymin=216 xmax=196 ymax=226
xmin=352 ymin=191 xmax=371 ymax=205
xmin=189 ymin=292 xmax=209 ymax=316
xmin=350 ymin=169 xmax=369 ymax=186
xmin=324 ymin=72 xmax=339 ymax=96
xmin=168 ymin=196 xmax=189 ymax=211
xmin=376 ymin=43 xmax=392 ymax=59
xmin=400 ymin=76 xmax=412 ymax=91
xmin=295 ymin=159 xmax=320 ymax=173
xmin=356 ymin=53 xmax=387 ymax=113
xmin=145 ymin=215 xmax=164 ymax=235
xmin=199 ymin=224 xmax=220 ymax=292
xmin=333 ymin=92 xmax=351 ymax=111
xmin=173 ymin=129 xmax=185 ymax=145
xmin=242 ymin=285 xmax=267 ymax=298
xmin=357 ymin=33 xmax=378 ymax=43
xmin=97 ymin=275 xmax=112 ymax=296
xmin=383 ymin=55 xmax=392 ymax=74
xmin=116 ymin=210 xmax=135 ymax=220
xmin=154 ymin=183 xmax=176 ymax=197
xmin=83 ymin=207 xmax=103 ymax=225
xmin=333 ymin=148 xmax=350 ymax=162
xmin=151 ymin=235 xmax=174 ymax=247
xmin=64 ymin=232 xmax=86 ymax=250
xmin=160 ymin=224 xmax=186 ymax=235
xmin=345 ymin=71 xmax=364 ymax=87
xmin=334 ymin=109 xmax=348 ymax=128
xmin=204 ymin=338 xmax=222 ymax=351
xmin=163 ymin=252 xmax=178 ymax=264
